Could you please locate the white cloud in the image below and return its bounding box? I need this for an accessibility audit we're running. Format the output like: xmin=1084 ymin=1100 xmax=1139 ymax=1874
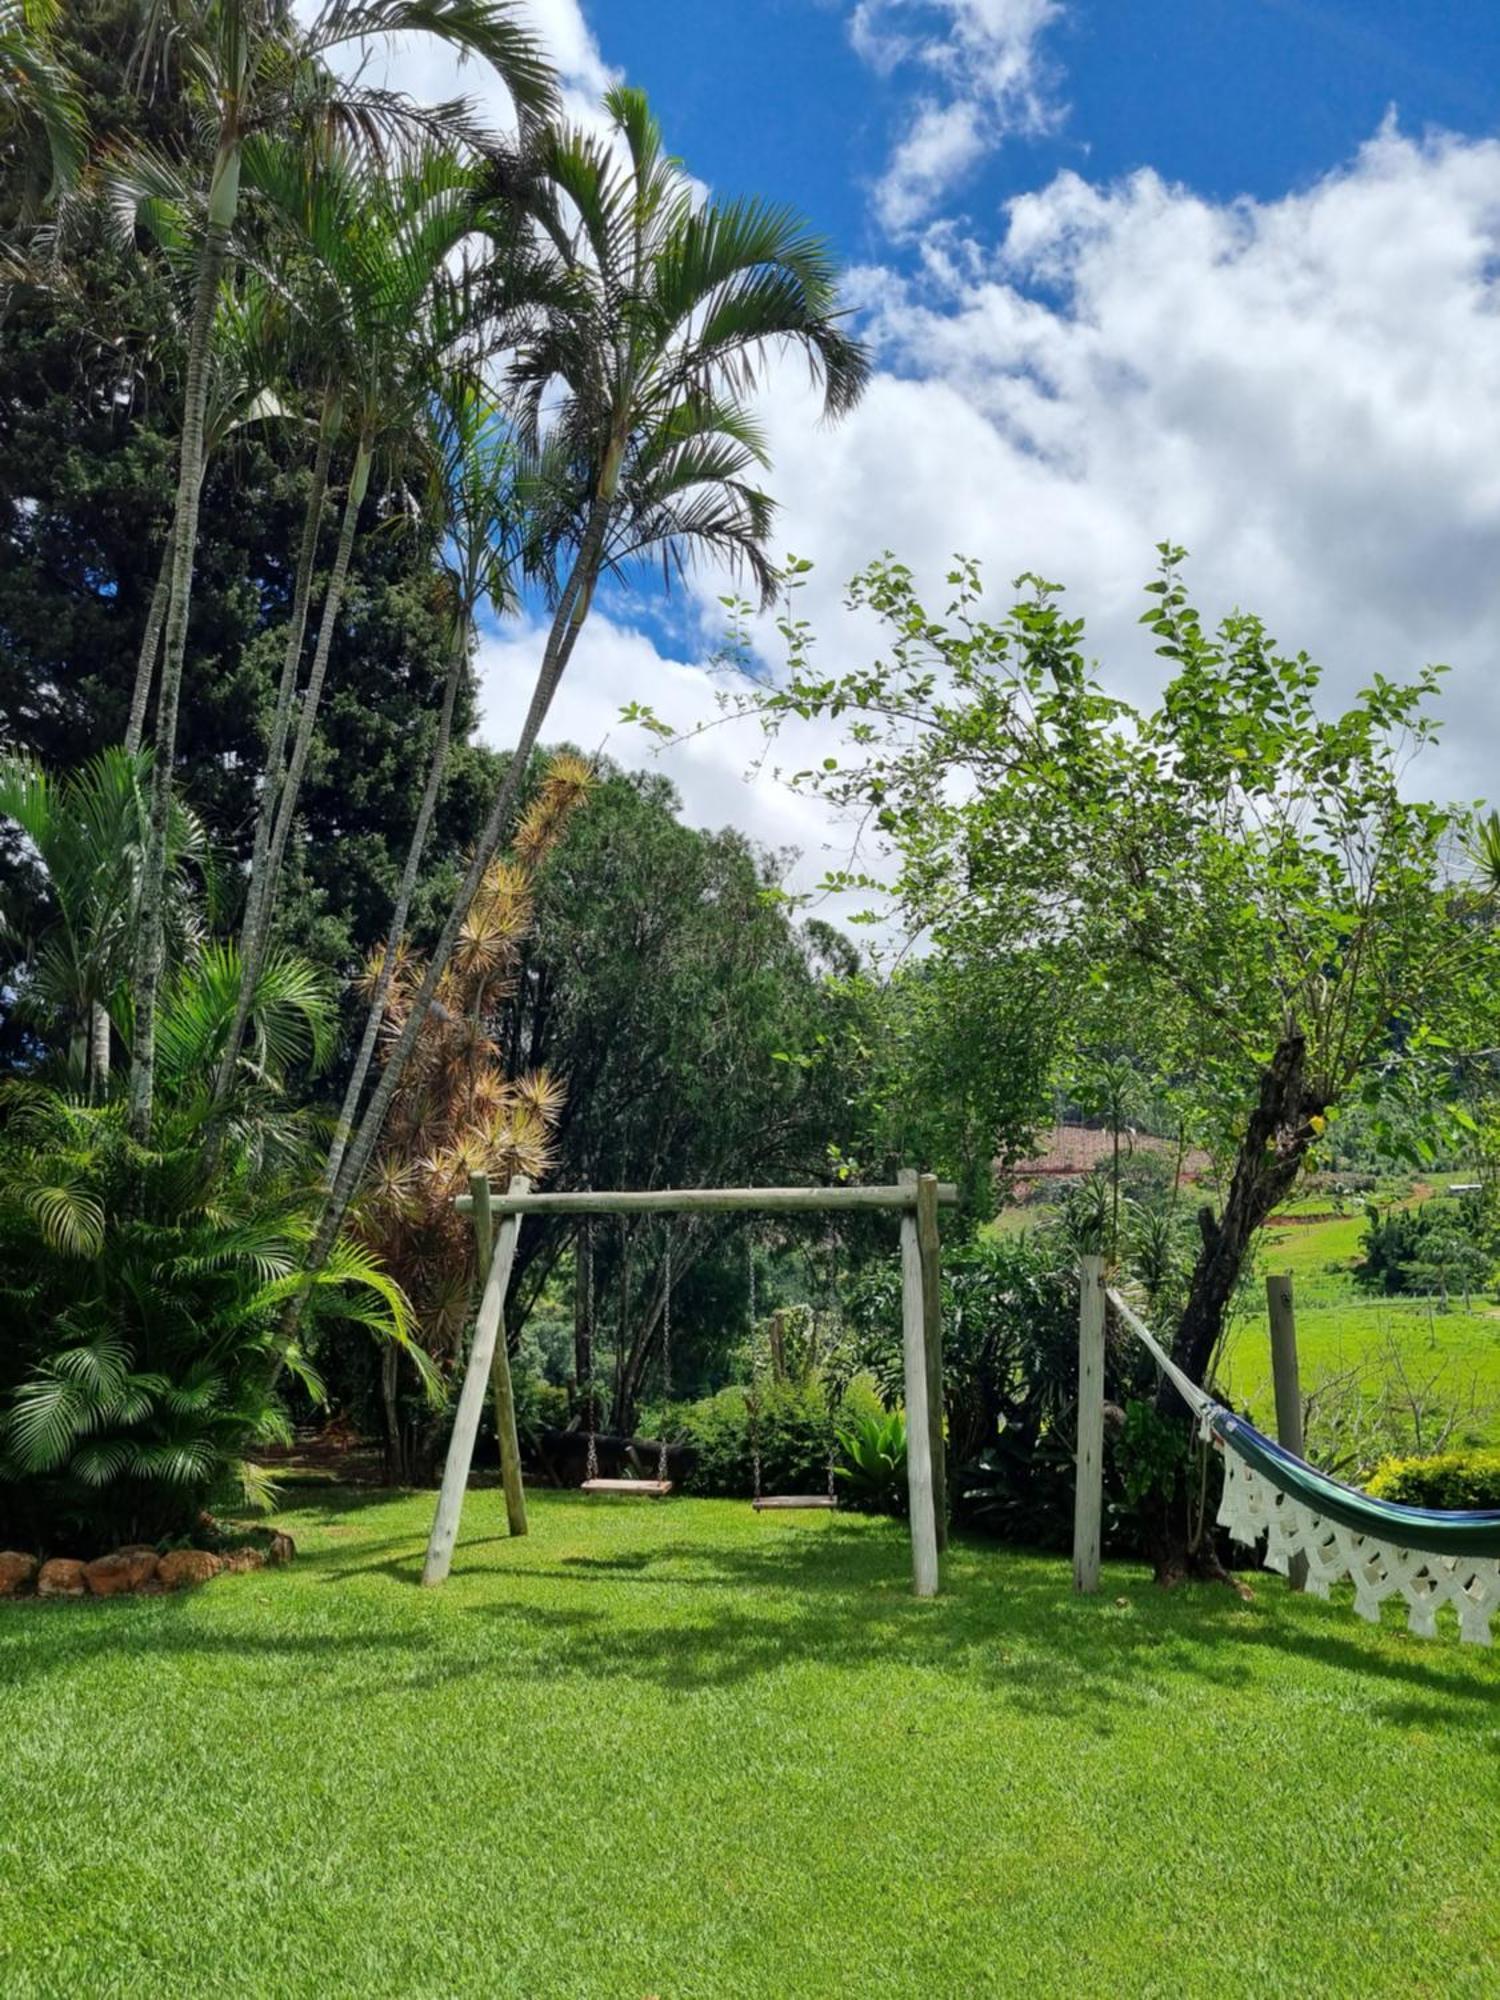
xmin=852 ymin=0 xmax=1066 ymax=232
xmin=302 ymin=0 xmax=615 ymax=137
xmin=473 ymin=614 xmax=882 ymax=920
xmin=735 ymin=121 xmax=1500 ymax=816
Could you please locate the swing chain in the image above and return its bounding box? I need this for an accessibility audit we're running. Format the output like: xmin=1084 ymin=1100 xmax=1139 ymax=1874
xmin=655 ymin=1237 xmax=671 ymax=1484
xmin=583 ymin=1217 xmax=598 ymax=1485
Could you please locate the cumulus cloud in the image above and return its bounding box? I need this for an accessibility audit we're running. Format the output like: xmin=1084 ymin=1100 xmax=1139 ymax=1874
xmin=852 ymin=0 xmax=1067 ymax=232
xmin=738 ymin=121 xmax=1500 ymax=811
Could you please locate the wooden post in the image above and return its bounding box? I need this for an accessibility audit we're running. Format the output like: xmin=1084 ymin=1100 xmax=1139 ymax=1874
xmin=422 ymin=1174 xmax=530 ymax=1585
xmin=1266 ymin=1272 xmax=1307 ymax=1591
xmin=473 ymin=1172 xmax=528 ymax=1540
xmin=899 ymin=1168 xmax=940 ymax=1598
xmin=1073 ymin=1254 xmax=1106 ymax=1594
xmin=916 ymin=1173 xmax=947 ymax=1553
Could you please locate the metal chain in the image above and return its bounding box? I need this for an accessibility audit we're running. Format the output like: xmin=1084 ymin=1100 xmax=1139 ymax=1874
xmin=583 ymin=1218 xmax=599 ymax=1485
xmin=655 ymin=1237 xmax=671 ymax=1483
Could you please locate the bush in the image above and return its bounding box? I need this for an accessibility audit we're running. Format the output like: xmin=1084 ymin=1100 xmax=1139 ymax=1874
xmin=0 ymin=1086 xmax=415 ymax=1551
xmin=1367 ymin=1449 xmax=1500 ymax=1511
xmin=674 ymin=1377 xmax=859 ymax=1498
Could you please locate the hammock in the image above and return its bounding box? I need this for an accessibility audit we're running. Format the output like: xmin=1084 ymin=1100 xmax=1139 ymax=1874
xmin=1107 ymin=1288 xmax=1500 ymax=1645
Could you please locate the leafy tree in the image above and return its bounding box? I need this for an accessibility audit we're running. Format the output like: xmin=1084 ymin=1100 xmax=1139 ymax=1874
xmin=748 ymin=549 xmax=1499 ymax=1571
xmin=0 ymin=24 xmax=500 ymax=1056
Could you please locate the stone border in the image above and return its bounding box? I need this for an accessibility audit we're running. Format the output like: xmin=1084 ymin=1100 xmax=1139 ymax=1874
xmin=0 ymin=1533 xmax=295 ymax=1601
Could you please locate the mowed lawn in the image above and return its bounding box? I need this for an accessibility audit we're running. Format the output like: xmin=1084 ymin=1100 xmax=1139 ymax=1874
xmin=4 ymin=1491 xmax=1499 ymax=1999
xmin=1226 ymin=1208 xmax=1500 ymax=1441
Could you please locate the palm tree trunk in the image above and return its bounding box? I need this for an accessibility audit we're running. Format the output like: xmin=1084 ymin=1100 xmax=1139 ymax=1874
xmin=127 ymin=136 xmax=241 ymax=1140
xmin=88 ymin=1001 xmax=111 ymax=1098
xmin=124 ymin=543 xmax=171 ymax=758
xmin=324 ymin=612 xmax=468 ymax=1189
xmin=209 ymin=408 xmax=338 ymax=1106
xmin=281 ymin=468 xmax=620 ymax=1350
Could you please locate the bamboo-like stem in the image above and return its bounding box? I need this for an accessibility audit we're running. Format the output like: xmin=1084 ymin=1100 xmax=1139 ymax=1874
xmin=209 ymin=407 xmax=337 ymax=1106
xmin=124 ymin=541 xmax=171 ymax=758
xmin=127 ymin=138 xmax=240 ymax=1139
xmin=324 ymin=613 xmax=467 ymax=1188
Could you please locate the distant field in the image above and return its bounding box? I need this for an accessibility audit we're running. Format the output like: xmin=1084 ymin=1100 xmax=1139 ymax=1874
xmin=989 ymin=1189 xmax=1500 ymax=1448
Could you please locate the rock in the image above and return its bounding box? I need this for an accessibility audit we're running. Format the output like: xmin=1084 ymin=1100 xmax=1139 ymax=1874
xmin=0 ymin=1551 xmax=38 ymax=1597
xmin=219 ymin=1547 xmax=266 ymax=1575
xmin=266 ymin=1532 xmax=296 ymax=1566
xmin=157 ymin=1549 xmax=222 ymax=1590
xmin=85 ymin=1550 xmax=159 ymax=1596
xmin=36 ymin=1558 xmax=88 ymax=1597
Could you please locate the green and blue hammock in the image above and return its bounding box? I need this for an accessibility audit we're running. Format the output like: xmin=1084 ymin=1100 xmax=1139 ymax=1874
xmin=1108 ymin=1289 xmax=1500 ymax=1646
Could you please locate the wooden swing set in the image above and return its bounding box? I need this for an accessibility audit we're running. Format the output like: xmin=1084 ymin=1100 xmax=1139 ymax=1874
xmin=420 ymin=1170 xmax=957 ymax=1597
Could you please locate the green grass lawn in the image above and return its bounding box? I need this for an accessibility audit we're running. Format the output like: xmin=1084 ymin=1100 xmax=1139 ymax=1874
xmin=4 ymin=1491 xmax=1499 ymax=1998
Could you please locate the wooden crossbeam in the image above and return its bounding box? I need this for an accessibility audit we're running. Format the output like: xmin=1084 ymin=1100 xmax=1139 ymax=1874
xmin=457 ymin=1182 xmax=959 ymax=1217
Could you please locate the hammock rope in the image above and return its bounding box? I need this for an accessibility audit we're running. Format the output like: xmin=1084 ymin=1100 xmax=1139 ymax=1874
xmin=1105 ymin=1286 xmax=1500 ymax=1646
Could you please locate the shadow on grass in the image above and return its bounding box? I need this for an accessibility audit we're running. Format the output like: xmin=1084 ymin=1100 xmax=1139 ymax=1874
xmin=7 ymin=1494 xmax=1497 ymax=1740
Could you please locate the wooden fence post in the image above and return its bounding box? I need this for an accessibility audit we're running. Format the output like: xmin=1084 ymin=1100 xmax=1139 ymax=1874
xmin=899 ymin=1168 xmax=940 ymax=1598
xmin=473 ymin=1172 xmax=528 ymax=1540
xmin=916 ymin=1173 xmax=947 ymax=1553
xmin=1073 ymin=1254 xmax=1106 ymax=1594
xmin=422 ymin=1174 xmax=529 ymax=1585
xmin=1267 ymin=1272 xmax=1307 ymax=1591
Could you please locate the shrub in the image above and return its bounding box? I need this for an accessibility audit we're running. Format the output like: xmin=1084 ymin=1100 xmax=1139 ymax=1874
xmin=835 ymin=1410 xmax=907 ymax=1515
xmin=674 ymin=1378 xmax=846 ymax=1498
xmin=1367 ymin=1449 xmax=1500 ymax=1512
xmin=0 ymin=1085 xmax=418 ymax=1550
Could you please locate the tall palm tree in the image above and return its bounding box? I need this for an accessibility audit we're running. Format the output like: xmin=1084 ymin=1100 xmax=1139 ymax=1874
xmin=323 ymin=373 xmax=525 ymax=1184
xmin=308 ymin=83 xmax=869 ymax=1284
xmin=121 ymin=0 xmax=556 ymax=1141
xmin=210 ymin=141 xmax=498 ymax=1107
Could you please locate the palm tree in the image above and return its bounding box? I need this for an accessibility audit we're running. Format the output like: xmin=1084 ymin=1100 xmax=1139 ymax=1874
xmin=120 ymin=0 xmax=555 ymax=1141
xmin=0 ymin=748 xmax=211 ymax=1094
xmin=324 ymin=373 xmax=525 ymax=1184
xmin=210 ymin=141 xmax=502 ymax=1107
xmin=309 ymin=83 xmax=870 ymax=1283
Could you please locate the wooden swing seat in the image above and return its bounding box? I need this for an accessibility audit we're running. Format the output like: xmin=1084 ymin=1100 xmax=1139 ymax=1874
xmin=753 ymin=1494 xmax=837 ymax=1511
xmin=580 ymin=1478 xmax=674 ymax=1498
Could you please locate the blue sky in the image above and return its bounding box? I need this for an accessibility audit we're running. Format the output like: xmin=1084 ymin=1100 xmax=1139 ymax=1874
xmin=445 ymin=0 xmax=1500 ymax=890
xmin=603 ymin=1 xmax=1500 ymax=249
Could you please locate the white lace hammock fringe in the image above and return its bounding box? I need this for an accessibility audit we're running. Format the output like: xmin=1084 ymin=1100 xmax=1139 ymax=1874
xmin=1217 ymin=1447 xmax=1500 ymax=1646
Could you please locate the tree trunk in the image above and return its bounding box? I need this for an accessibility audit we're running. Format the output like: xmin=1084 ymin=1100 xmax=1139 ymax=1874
xmin=210 ymin=406 xmax=336 ymax=1106
xmin=124 ymin=540 xmax=172 ymax=758
xmin=1151 ymin=1030 xmax=1326 ymax=1581
xmin=380 ymin=1341 xmax=406 ymax=1485
xmin=323 ymin=613 xmax=468 ymax=1188
xmin=216 ymin=432 xmax=365 ymax=1102
xmin=127 ymin=135 xmax=241 ymax=1141
xmin=88 ymin=1001 xmax=111 ymax=1099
